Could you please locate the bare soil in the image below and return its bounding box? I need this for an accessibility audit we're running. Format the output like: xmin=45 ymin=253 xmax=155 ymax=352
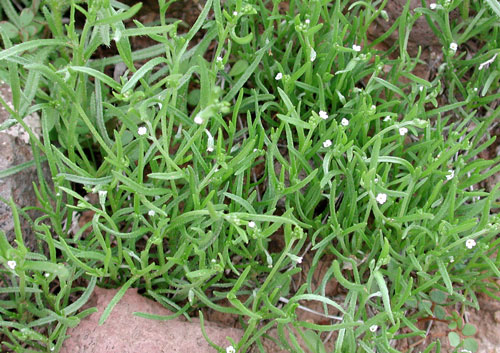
xmin=1 ymin=0 xmax=498 ymax=352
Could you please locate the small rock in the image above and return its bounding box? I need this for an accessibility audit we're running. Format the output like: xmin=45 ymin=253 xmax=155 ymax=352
xmin=61 ymin=287 xmax=243 ymax=353
xmin=494 ymin=310 xmax=500 ymax=324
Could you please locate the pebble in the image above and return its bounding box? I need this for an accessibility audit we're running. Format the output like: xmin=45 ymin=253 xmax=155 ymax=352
xmin=494 ymin=311 xmax=500 ymax=324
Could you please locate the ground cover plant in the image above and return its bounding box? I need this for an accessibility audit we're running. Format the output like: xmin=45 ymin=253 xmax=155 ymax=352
xmin=0 ymin=0 xmax=499 ymax=351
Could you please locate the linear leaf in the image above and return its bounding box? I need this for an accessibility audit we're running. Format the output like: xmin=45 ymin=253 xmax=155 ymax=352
xmin=0 ymin=39 xmax=69 ymax=61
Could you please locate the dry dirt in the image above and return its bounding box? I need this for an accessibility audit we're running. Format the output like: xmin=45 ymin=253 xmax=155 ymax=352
xmin=1 ymin=0 xmax=499 ymax=352
xmin=60 ymin=287 xmax=243 ymax=353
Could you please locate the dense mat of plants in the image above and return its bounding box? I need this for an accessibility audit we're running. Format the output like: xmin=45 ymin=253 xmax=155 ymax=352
xmin=0 ymin=0 xmax=499 ymax=351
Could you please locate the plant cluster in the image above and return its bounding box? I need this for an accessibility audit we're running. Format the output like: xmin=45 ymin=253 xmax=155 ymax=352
xmin=0 ymin=0 xmax=499 ymax=352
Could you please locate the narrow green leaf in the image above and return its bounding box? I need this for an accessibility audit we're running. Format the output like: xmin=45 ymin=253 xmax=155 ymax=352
xmin=0 ymin=39 xmax=69 ymax=60
xmin=121 ymin=57 xmax=168 ymax=93
xmin=98 ymin=276 xmax=137 ymax=325
xmin=58 ymin=173 xmax=113 ymax=185
xmin=485 ymin=0 xmax=500 ymax=18
xmin=69 ymin=66 xmax=121 ymax=92
xmin=223 ymin=40 xmax=272 ymax=101
xmin=374 ymin=270 xmax=395 ymax=324
xmin=95 ymin=3 xmax=143 ymax=25
xmin=436 ymin=258 xmax=453 ymax=295
xmin=147 ymin=172 xmax=186 ymax=181
xmin=373 ymin=77 xmax=409 ymax=102
xmin=63 ymin=276 xmax=97 ymax=316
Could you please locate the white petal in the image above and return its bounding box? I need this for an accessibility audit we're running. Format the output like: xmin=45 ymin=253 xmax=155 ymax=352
xmin=7 ymin=260 xmax=16 ymax=270
xmin=319 ymin=110 xmax=328 ymax=120
xmin=466 ymin=239 xmax=476 ymax=249
xmin=310 ymin=48 xmax=317 ymax=62
xmin=194 ymin=115 xmax=203 ymax=125
xmin=478 ymin=53 xmax=498 ymax=70
xmin=376 ymin=193 xmax=387 ymax=205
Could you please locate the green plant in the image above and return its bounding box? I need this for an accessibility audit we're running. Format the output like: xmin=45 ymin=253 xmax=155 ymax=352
xmin=0 ymin=0 xmax=499 ymax=352
xmin=447 ymin=311 xmax=478 ymax=353
xmin=0 ymin=0 xmax=47 ymax=42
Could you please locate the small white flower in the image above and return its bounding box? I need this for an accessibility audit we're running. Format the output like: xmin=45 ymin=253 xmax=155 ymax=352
xmin=323 ymin=139 xmax=332 ymax=148
xmin=310 ymin=48 xmax=317 ymax=62
xmin=138 ymin=126 xmax=147 ymax=136
xmin=205 ymin=129 xmax=214 ymax=152
xmin=297 ymin=256 xmax=303 ymax=264
xmin=341 ymin=118 xmax=349 ymax=126
xmin=446 ymin=169 xmax=455 ymax=181
xmin=369 ymin=325 xmax=378 ymax=332
xmin=148 ymin=210 xmax=156 ymax=217
xmin=466 ymin=239 xmax=476 ymax=249
xmin=305 ymin=19 xmax=310 ymax=24
xmin=376 ymin=193 xmax=387 ymax=205
xmin=352 ymin=44 xmax=361 ymax=52
xmin=98 ymin=190 xmax=107 ymax=198
xmin=478 ymin=53 xmax=498 ymax=71
xmin=449 ymin=256 xmax=454 ymax=263
xmin=319 ymin=110 xmax=328 ymax=120
xmin=194 ymin=115 xmax=203 ymax=125
xmin=211 ymin=259 xmax=216 ymax=263
xmin=419 ymin=85 xmax=424 ymax=92
xmin=474 ymin=87 xmax=478 ymax=92
xmin=248 ymin=221 xmax=256 ymax=228
xmin=430 ymin=3 xmax=437 ymax=9
xmin=374 ymin=178 xmax=379 ymax=183
xmin=216 ymin=56 xmax=223 ymax=63
xmin=399 ymin=127 xmax=408 ymax=136
xmin=7 ymin=260 xmax=16 ymax=270
xmin=233 ymin=11 xmax=238 ymax=16
xmin=113 ymin=29 xmax=122 ymax=42
xmin=384 ymin=115 xmax=391 ymax=122
xmin=44 ymin=272 xmax=50 ymax=277
xmin=275 ymin=72 xmax=283 ymax=80
xmin=226 ymin=346 xmax=236 ymax=353
xmin=450 ymin=42 xmax=458 ymax=52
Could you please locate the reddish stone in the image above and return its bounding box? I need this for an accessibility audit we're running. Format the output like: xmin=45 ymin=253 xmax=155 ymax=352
xmin=61 ymin=287 xmax=242 ymax=353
